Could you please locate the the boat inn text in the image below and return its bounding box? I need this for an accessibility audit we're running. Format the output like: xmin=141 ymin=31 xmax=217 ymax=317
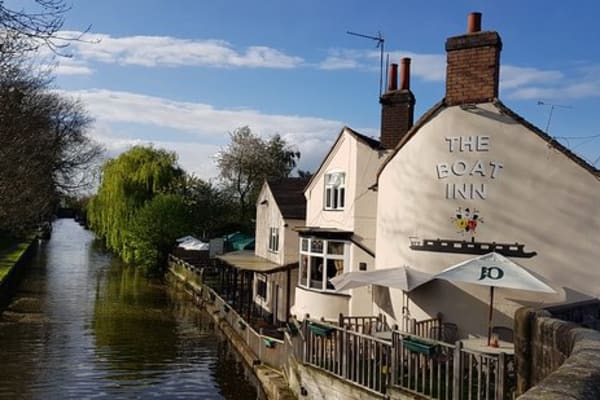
xmin=435 ymin=135 xmax=504 ymax=200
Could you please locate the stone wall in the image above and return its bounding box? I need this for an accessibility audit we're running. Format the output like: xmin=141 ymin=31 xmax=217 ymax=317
xmin=515 ymin=307 xmax=600 ymax=399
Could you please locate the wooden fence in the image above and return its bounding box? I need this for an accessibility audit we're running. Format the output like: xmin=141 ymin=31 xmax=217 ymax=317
xmin=338 ymin=313 xmax=391 ymax=334
xmin=301 ymin=318 xmax=515 ymax=400
xmin=339 ymin=313 xmax=443 ymax=341
xmin=201 ymin=284 xmax=286 ymax=368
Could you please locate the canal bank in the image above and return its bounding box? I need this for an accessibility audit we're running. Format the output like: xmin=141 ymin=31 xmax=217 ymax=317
xmin=0 ymin=236 xmax=37 ymax=307
xmin=167 ymin=259 xmax=295 ymax=400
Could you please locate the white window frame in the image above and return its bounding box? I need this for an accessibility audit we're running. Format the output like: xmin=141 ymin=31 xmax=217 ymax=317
xmin=254 ymin=273 xmax=270 ymax=310
xmin=298 ymin=237 xmax=347 ymax=292
xmin=268 ymin=227 xmax=279 ymax=253
xmin=324 ymin=171 xmax=345 ymax=210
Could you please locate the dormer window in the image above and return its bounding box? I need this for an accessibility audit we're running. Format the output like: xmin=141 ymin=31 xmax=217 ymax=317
xmin=325 ymin=171 xmax=345 ymax=210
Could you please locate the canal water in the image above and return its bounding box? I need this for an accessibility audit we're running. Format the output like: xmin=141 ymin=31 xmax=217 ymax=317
xmin=0 ymin=219 xmax=260 ymax=399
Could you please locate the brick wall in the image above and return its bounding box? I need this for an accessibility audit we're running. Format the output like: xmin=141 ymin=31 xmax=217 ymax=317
xmin=445 ymin=31 xmax=502 ymax=106
xmin=514 ymin=307 xmax=600 ymax=399
xmin=379 ymin=90 xmax=415 ymax=149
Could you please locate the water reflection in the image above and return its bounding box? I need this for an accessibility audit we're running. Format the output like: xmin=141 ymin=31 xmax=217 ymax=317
xmin=0 ymin=219 xmax=259 ymax=399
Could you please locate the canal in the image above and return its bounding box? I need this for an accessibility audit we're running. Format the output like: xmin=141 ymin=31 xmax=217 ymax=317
xmin=0 ymin=219 xmax=260 ymax=399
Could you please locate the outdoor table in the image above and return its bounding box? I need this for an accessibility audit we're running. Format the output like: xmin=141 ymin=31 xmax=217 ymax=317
xmin=460 ymin=337 xmax=514 ymax=355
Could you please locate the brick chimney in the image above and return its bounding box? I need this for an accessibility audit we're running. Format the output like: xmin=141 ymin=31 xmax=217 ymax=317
xmin=380 ymin=58 xmax=415 ymax=149
xmin=445 ymin=12 xmax=502 ymax=106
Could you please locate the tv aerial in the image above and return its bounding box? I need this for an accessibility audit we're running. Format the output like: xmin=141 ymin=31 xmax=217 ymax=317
xmin=346 ymin=30 xmax=385 ymax=97
xmin=537 ymin=100 xmax=572 ymax=134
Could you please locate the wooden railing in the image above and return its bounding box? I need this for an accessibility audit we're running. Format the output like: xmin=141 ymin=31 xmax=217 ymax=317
xmin=391 ymin=332 xmax=456 ymax=400
xmin=458 ymin=344 xmax=515 ymax=400
xmin=414 ymin=314 xmax=443 ymax=340
xmin=301 ymin=318 xmax=515 ymax=399
xmin=338 ymin=313 xmax=390 ymax=334
xmin=203 ymin=284 xmax=286 ymax=368
xmin=303 ymin=319 xmax=391 ymax=395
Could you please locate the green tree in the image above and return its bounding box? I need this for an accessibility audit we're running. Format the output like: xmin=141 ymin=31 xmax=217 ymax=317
xmin=167 ymin=175 xmax=236 ymax=238
xmin=0 ymin=64 xmax=101 ymax=235
xmin=216 ymin=126 xmax=300 ymax=228
xmin=127 ymin=194 xmax=193 ymax=273
xmin=87 ymin=146 xmax=183 ymax=261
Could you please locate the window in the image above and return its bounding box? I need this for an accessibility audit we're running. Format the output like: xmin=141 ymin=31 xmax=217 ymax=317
xmin=298 ymin=238 xmax=346 ymax=292
xmin=256 ymin=275 xmax=268 ymax=300
xmin=325 ymin=172 xmax=345 ymax=210
xmin=255 ymin=273 xmax=270 ymax=310
xmin=268 ymin=227 xmax=279 ymax=252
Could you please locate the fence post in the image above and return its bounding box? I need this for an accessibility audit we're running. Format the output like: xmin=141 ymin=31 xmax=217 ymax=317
xmin=390 ymin=331 xmax=398 ymax=387
xmin=259 ymin=327 xmax=263 ymax=362
xmin=303 ymin=314 xmax=310 ymax=363
xmin=497 ymin=352 xmax=505 ymax=400
xmin=453 ymin=341 xmax=463 ymax=400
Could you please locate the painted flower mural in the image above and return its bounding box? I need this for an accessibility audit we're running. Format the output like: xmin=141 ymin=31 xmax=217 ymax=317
xmin=452 ymin=207 xmax=483 ymax=234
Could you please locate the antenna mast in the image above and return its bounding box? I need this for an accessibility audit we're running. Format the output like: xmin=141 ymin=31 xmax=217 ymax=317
xmin=346 ymin=30 xmax=385 ymax=97
xmin=537 ymin=100 xmax=572 ymax=134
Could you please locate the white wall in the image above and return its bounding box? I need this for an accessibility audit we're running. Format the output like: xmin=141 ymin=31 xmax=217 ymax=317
xmin=255 ymin=183 xmax=301 ymax=267
xmin=292 ymin=286 xmax=350 ymax=322
xmin=294 ymin=128 xmax=393 ymax=321
xmin=376 ymin=103 xmax=600 ymax=338
xmin=305 ymin=131 xmax=357 ymax=232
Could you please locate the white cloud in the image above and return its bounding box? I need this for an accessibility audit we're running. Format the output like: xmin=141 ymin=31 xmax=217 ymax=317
xmin=65 ymin=89 xmax=343 ymax=137
xmin=319 ymin=49 xmax=369 ymax=70
xmin=504 ymin=63 xmax=600 ymax=100
xmin=92 ymin=126 xmax=222 ymax=179
xmin=500 ymin=66 xmax=562 ymax=89
xmin=320 ymin=48 xmax=568 ymax=91
xmin=53 ymin=58 xmax=94 ymax=75
xmin=64 ymin=89 xmax=348 ymax=178
xmin=506 ymin=81 xmax=600 ymax=100
xmin=386 ymin=51 xmax=446 ymax=81
xmin=57 ymin=31 xmax=304 ymax=69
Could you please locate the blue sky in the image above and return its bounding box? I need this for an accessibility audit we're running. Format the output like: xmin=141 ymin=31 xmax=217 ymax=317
xmin=19 ymin=0 xmax=600 ymax=178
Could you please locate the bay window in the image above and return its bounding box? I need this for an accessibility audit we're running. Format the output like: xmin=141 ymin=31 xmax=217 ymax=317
xmin=325 ymin=171 xmax=345 ymax=210
xmin=299 ymin=237 xmax=346 ymax=291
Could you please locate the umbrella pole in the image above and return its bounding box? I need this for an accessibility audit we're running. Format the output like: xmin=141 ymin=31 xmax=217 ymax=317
xmin=487 ymin=286 xmax=495 ymax=346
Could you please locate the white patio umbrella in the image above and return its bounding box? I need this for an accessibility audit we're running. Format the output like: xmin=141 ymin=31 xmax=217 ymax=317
xmin=329 ymin=266 xmax=433 ymax=292
xmin=434 ymin=252 xmax=555 ymax=345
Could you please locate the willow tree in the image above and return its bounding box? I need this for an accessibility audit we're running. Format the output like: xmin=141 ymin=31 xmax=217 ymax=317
xmin=87 ymin=146 xmax=183 ymax=260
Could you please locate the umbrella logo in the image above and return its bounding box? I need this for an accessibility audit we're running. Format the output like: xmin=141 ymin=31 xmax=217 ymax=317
xmin=478 ymin=266 xmax=504 ymax=280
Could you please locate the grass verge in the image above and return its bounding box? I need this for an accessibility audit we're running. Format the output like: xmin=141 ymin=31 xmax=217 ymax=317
xmin=0 ymin=237 xmax=32 ymax=283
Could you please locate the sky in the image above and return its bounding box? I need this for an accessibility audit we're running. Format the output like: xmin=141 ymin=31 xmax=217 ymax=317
xmin=15 ymin=0 xmax=600 ymax=179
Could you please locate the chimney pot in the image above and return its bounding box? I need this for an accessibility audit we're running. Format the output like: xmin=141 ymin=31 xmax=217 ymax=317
xmin=379 ymin=58 xmax=415 ymax=149
xmin=388 ymin=63 xmax=398 ymax=91
xmin=400 ymin=58 xmax=411 ymax=90
xmin=445 ymin=12 xmax=501 ymax=105
xmin=467 ymin=12 xmax=482 ymax=33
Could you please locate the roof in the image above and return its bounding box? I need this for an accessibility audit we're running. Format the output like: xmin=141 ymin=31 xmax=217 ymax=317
xmin=293 ymin=227 xmax=376 ymax=256
xmin=267 ymin=177 xmax=309 ymax=220
xmin=377 ymin=98 xmax=600 ymax=179
xmin=305 ymin=126 xmax=384 ymax=192
xmin=216 ymin=250 xmax=298 ymax=273
xmin=349 ymin=128 xmax=383 ymax=151
xmin=493 ymin=100 xmax=600 ymax=178
xmin=294 ymin=226 xmax=353 ymax=240
xmin=225 ymin=232 xmax=255 ymax=251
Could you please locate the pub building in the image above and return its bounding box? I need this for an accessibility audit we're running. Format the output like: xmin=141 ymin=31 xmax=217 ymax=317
xmin=374 ymin=13 xmax=600 ymax=339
